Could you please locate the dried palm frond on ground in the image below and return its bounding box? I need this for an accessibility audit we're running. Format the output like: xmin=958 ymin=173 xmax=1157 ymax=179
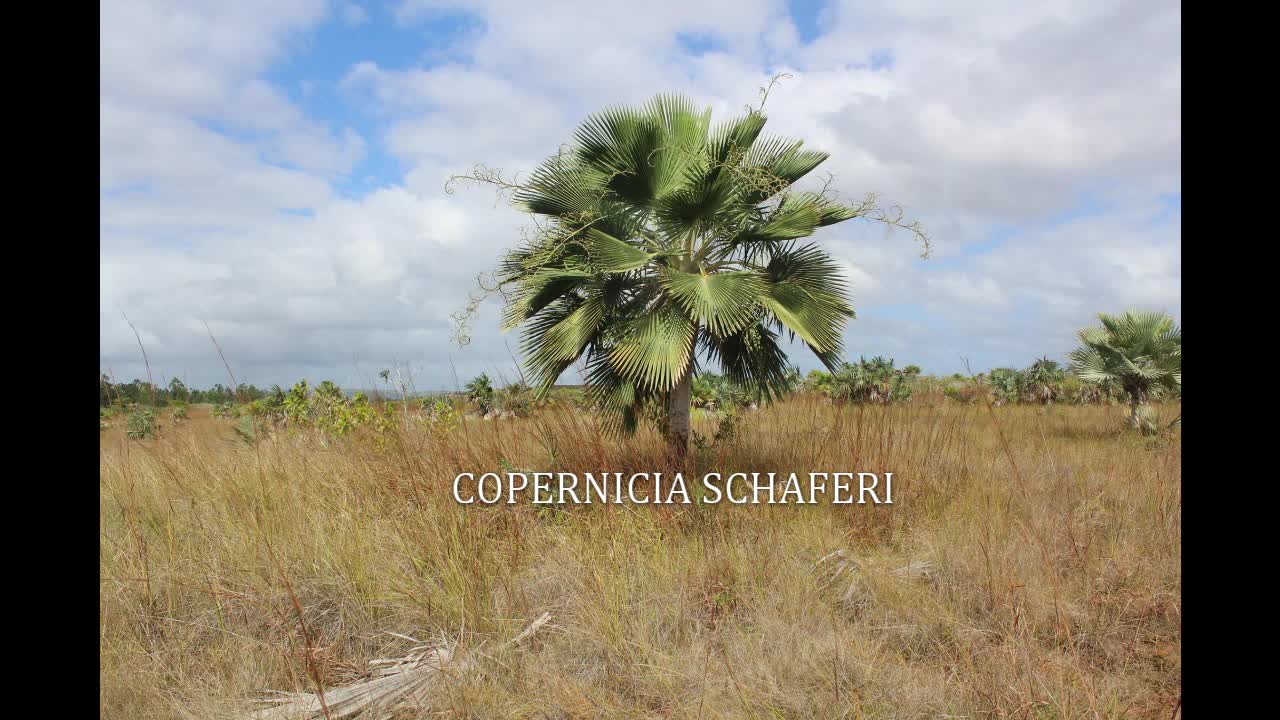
xmin=812 ymin=548 xmax=936 ymax=615
xmin=247 ymin=612 xmax=552 ymax=720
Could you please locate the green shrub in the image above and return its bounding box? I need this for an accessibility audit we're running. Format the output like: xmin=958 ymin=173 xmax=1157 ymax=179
xmin=233 ymin=416 xmax=259 ymax=443
xmin=126 ymin=408 xmax=158 ymax=439
xmin=496 ymin=382 xmax=535 ymax=416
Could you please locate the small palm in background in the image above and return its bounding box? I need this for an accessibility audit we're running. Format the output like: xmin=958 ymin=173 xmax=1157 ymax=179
xmin=464 ymin=373 xmax=497 ymax=415
xmin=1024 ymin=357 xmax=1065 ymax=404
xmin=1069 ymin=310 xmax=1181 ymax=432
xmin=829 ymin=356 xmax=912 ymax=404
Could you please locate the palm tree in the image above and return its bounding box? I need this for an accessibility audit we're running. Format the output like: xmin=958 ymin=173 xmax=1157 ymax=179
xmin=1023 ymin=356 xmax=1064 ymax=404
xmin=804 ymin=369 xmax=834 ymax=395
xmin=828 ymin=362 xmax=869 ymax=404
xmin=986 ymin=368 xmax=1022 ymax=403
xmin=471 ymin=93 xmax=926 ymax=455
xmin=1069 ymin=311 xmax=1181 ymax=429
xmin=464 ymin=373 xmax=496 ymax=415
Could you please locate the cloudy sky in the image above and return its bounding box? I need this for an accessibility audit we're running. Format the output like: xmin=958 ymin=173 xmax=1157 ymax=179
xmin=100 ymin=0 xmax=1181 ymax=392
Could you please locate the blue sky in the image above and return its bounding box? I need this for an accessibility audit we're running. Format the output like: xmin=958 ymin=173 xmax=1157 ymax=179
xmin=101 ymin=0 xmax=1180 ymax=391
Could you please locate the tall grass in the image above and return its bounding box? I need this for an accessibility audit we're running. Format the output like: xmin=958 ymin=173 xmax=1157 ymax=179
xmin=100 ymin=397 xmax=1180 ymax=718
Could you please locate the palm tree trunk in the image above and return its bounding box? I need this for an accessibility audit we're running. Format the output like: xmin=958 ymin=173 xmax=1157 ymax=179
xmin=667 ymin=367 xmax=693 ymax=460
xmin=1128 ymin=394 xmax=1143 ymax=430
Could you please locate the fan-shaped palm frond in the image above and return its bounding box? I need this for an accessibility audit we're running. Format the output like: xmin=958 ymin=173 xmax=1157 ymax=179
xmin=481 ymin=93 xmax=920 ymax=451
xmin=1068 ymin=310 xmax=1181 ymax=429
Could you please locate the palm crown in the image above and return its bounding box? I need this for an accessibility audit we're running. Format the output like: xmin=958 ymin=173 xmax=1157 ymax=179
xmin=1068 ymin=311 xmax=1181 ymax=408
xmin=474 ymin=93 xmax=922 ymax=442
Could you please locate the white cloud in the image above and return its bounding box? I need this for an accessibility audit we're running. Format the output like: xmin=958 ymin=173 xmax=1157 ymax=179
xmin=835 ymin=259 xmax=879 ymax=297
xmin=927 ymin=275 xmax=1010 ymax=309
xmin=101 ymin=0 xmax=1180 ymax=387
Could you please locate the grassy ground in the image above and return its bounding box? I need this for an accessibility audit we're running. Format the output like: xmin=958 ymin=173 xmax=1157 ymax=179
xmin=100 ymin=397 xmax=1181 ymax=719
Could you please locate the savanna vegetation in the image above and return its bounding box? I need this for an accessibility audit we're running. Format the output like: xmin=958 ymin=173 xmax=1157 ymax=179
xmin=100 ymin=318 xmax=1181 ymax=444
xmin=101 ymin=89 xmax=1179 ymax=718
xmin=101 ymin=381 xmax=1181 ymax=718
xmin=100 ymin=310 xmax=1181 ymax=718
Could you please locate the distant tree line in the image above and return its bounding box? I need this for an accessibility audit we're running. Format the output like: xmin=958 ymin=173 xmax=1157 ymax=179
xmin=101 ymin=310 xmax=1180 ymax=439
xmin=99 ymin=374 xmax=268 ymax=408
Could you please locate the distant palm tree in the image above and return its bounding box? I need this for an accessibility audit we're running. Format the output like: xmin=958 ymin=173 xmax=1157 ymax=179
xmin=1069 ymin=311 xmax=1181 ymax=429
xmin=465 ymin=373 xmax=497 ymax=415
xmin=1023 ymin=356 xmax=1064 ymax=404
xmin=986 ymin=368 xmax=1023 ymax=405
xmin=476 ymin=93 xmax=926 ymax=455
xmin=828 ymin=356 xmax=910 ymax=404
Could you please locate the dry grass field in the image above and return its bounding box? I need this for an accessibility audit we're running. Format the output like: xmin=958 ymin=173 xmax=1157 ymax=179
xmin=100 ymin=397 xmax=1180 ymax=719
